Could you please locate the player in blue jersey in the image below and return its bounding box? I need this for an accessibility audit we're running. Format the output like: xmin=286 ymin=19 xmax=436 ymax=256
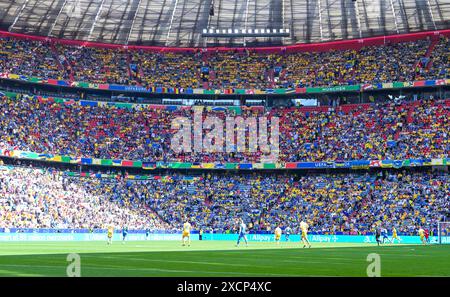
xmin=381 ymin=227 xmax=389 ymax=244
xmin=145 ymin=228 xmax=150 ymax=240
xmin=235 ymin=218 xmax=248 ymax=247
xmin=285 ymin=226 xmax=292 ymax=241
xmin=122 ymin=225 xmax=128 ymax=244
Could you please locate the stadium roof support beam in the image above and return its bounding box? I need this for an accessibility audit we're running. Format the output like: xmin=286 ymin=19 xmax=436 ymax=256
xmin=354 ymin=0 xmax=363 ymax=38
xmin=426 ymin=0 xmax=438 ymax=29
xmin=8 ymin=0 xmax=29 ymax=31
xmin=126 ymin=0 xmax=143 ymax=44
xmin=318 ymin=0 xmax=324 ymax=41
xmin=244 ymin=0 xmax=250 ymax=46
xmin=47 ymin=0 xmax=69 ymax=37
xmin=87 ymin=0 xmax=106 ymax=42
xmin=389 ymin=0 xmax=400 ymax=33
xmin=165 ymin=0 xmax=179 ymax=46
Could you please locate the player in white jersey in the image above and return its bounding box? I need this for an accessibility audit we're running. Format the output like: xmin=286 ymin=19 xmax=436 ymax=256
xmin=285 ymin=226 xmax=292 ymax=241
xmin=235 ymin=218 xmax=248 ymax=247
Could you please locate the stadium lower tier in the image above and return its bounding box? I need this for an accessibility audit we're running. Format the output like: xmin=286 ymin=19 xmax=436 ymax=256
xmin=0 ymin=94 xmax=449 ymax=163
xmin=0 ymin=164 xmax=448 ymax=235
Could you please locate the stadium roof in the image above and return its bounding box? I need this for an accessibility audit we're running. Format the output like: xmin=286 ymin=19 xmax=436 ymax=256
xmin=0 ymin=0 xmax=449 ymax=47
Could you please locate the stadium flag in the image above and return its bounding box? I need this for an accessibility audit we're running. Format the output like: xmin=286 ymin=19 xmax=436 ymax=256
xmin=51 ymin=156 xmax=62 ymax=162
xmin=435 ymin=79 xmax=446 ymax=86
xmin=38 ymin=153 xmax=53 ymax=159
xmin=392 ymin=160 xmax=403 ymax=169
xmin=132 ymin=161 xmax=142 ymax=167
xmin=81 ymin=158 xmax=92 ymax=165
xmin=92 ymin=158 xmax=102 ymax=165
xmin=413 ymin=80 xmax=426 ymax=87
xmin=214 ymin=163 xmax=225 ymax=169
xmin=29 ymin=77 xmax=41 ymax=83
xmin=263 ymin=163 xmax=276 ymax=169
xmin=362 ymin=84 xmax=373 ymax=91
xmin=423 ymin=158 xmax=432 ymax=166
xmin=285 ymin=162 xmax=298 ymax=169
xmin=253 ymin=163 xmax=264 ymax=169
xmin=225 ymin=163 xmax=238 ymax=169
xmin=238 ymin=163 xmax=252 ymax=169
xmin=431 ymin=158 xmax=444 ymax=166
xmin=121 ymin=160 xmax=133 ymax=167
xmin=70 ymin=158 xmax=82 ymax=164
xmin=393 ymin=82 xmax=405 ymax=88
xmin=409 ymin=159 xmax=423 ymax=167
xmin=202 ymin=163 xmax=215 ymax=169
xmin=101 ymin=159 xmax=113 ymax=166
xmin=61 ymin=156 xmax=71 ymax=163
xmin=369 ymin=160 xmax=382 ymax=167
xmin=295 ymin=87 xmax=307 ymax=93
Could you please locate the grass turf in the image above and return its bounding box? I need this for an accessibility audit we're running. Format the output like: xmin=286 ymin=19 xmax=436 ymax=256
xmin=0 ymin=241 xmax=448 ymax=276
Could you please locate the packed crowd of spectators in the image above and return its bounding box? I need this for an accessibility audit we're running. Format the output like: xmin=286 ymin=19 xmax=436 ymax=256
xmin=0 ymin=36 xmax=448 ymax=89
xmin=0 ymin=166 xmax=167 ymax=230
xmin=0 ymin=94 xmax=448 ymax=163
xmin=0 ymin=38 xmax=66 ymax=80
xmin=0 ymin=165 xmax=447 ymax=235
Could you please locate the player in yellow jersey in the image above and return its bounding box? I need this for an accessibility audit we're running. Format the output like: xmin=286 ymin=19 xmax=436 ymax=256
xmin=274 ymin=226 xmax=282 ymax=245
xmin=300 ymin=220 xmax=311 ymax=248
xmin=391 ymin=226 xmax=401 ymax=243
xmin=107 ymin=225 xmax=114 ymax=245
xmin=418 ymin=227 xmax=426 ymax=245
xmin=182 ymin=221 xmax=192 ymax=246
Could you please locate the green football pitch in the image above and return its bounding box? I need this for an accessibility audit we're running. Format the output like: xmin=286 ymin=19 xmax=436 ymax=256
xmin=0 ymin=241 xmax=448 ymax=277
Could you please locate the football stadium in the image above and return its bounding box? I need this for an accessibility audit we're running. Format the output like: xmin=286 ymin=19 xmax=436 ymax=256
xmin=0 ymin=0 xmax=449 ymax=284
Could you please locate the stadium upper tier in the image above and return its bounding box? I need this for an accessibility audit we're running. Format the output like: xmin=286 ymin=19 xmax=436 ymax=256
xmin=0 ymin=31 xmax=449 ymax=91
xmin=0 ymin=93 xmax=449 ymax=163
xmin=0 ymin=164 xmax=448 ymax=235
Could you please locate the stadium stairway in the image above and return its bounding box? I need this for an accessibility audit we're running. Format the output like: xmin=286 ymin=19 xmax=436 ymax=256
xmin=50 ymin=43 xmax=72 ymax=81
xmin=425 ymin=38 xmax=442 ymax=71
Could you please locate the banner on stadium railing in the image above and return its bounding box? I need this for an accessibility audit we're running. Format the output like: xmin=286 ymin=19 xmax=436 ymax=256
xmin=1 ymin=72 xmax=448 ymax=96
xmin=0 ymin=148 xmax=448 ymax=171
xmin=0 ymin=232 xmax=446 ymax=244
